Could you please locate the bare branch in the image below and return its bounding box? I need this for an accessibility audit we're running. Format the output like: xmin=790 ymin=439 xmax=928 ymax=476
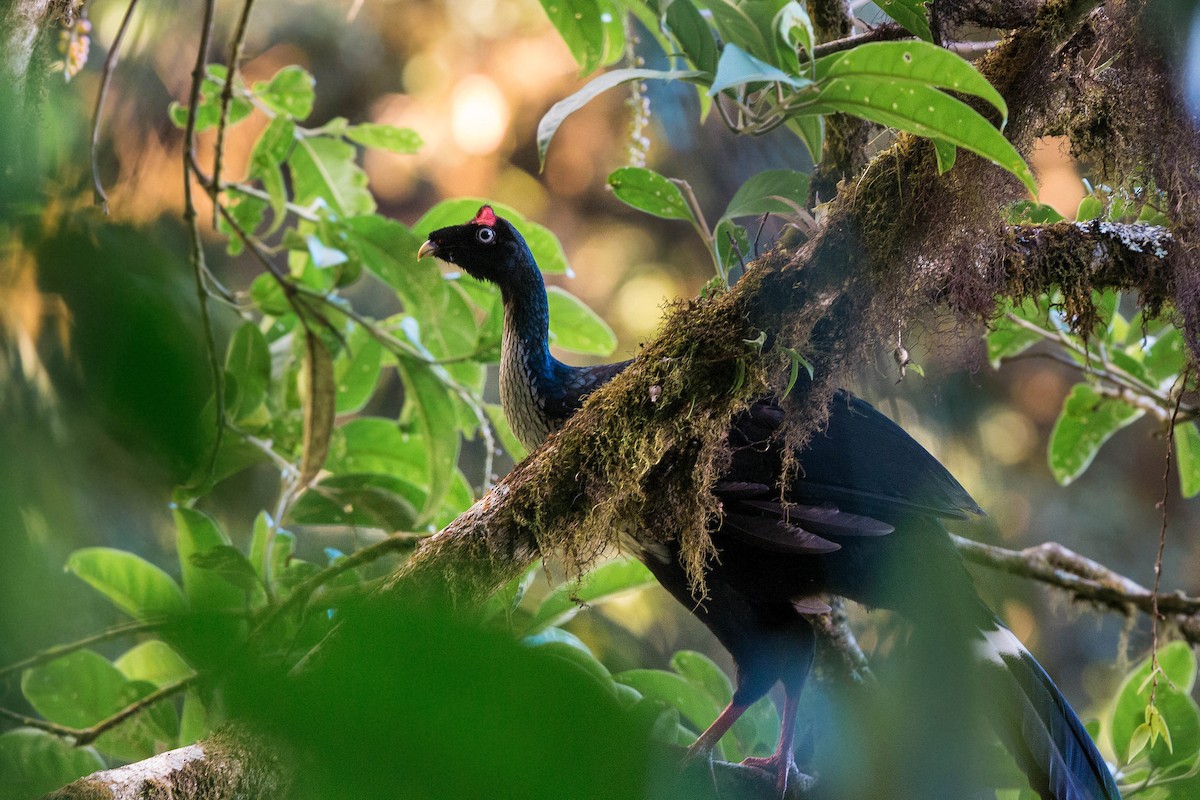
xmin=952 ymin=535 xmax=1200 ymax=645
xmin=90 ymin=0 xmax=140 ymax=212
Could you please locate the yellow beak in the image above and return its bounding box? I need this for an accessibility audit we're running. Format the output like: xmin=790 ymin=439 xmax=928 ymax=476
xmin=417 ymin=240 xmax=439 ymax=260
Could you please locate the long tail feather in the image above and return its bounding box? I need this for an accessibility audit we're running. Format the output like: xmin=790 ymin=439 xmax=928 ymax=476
xmin=974 ymin=620 xmax=1122 ymax=800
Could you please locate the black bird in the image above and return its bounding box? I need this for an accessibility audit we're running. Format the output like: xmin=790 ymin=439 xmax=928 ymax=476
xmin=417 ymin=206 xmax=1122 ymax=800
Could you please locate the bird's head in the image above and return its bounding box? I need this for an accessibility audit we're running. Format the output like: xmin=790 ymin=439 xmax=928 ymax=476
xmin=417 ymin=205 xmax=535 ymax=294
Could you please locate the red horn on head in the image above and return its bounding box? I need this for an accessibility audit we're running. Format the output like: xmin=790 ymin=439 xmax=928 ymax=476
xmin=471 ymin=205 xmax=497 ymax=226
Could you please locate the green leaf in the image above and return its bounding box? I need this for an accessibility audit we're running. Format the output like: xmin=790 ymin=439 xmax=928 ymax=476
xmin=812 ymin=42 xmax=1035 ymax=192
xmin=775 ymin=2 xmax=815 ymax=62
xmin=527 ymin=558 xmax=656 ymax=634
xmin=524 ymin=629 xmax=616 ymax=693
xmin=289 ymin=473 xmax=421 ymax=530
xmin=1111 ymin=643 xmax=1200 ymax=767
xmin=225 ymin=322 xmax=271 ymax=425
xmin=932 ymin=138 xmax=957 ymax=173
xmin=1144 ymin=326 xmax=1184 ymax=383
xmin=115 ymin=640 xmax=194 ymax=686
xmin=0 ymin=729 xmax=105 ymax=798
xmin=607 ymin=167 xmax=694 ymax=221
xmin=289 ymin=136 xmax=375 ymax=216
xmin=66 ymin=548 xmax=186 ymax=620
xmin=22 ymin=650 xmax=128 ymax=729
xmin=345 ymin=122 xmax=423 ymax=154
xmin=721 ymin=169 xmax=810 ymax=221
xmin=546 ymin=286 xmax=618 ymax=356
xmin=664 ymin=0 xmax=719 ymax=76
xmin=486 ymin=403 xmax=529 ymax=462
xmin=1008 ymin=200 xmax=1066 ymax=224
xmin=249 ymin=115 xmax=295 ymax=174
xmin=537 ymin=68 xmax=702 ymax=167
xmin=986 ymin=297 xmax=1047 ymax=368
xmin=189 ymin=545 xmax=261 ymax=593
xmin=696 ymin=0 xmax=771 ymax=63
xmin=396 ymin=360 xmax=461 ymax=526
xmin=614 ymin=669 xmax=727 ymax=757
xmin=327 ymin=417 xmax=428 ymax=481
xmin=179 ymin=688 xmax=208 ymax=746
xmin=1076 ymin=194 xmax=1103 ymax=222
xmin=253 ymin=65 xmax=316 ymax=119
xmin=1048 ymin=383 xmax=1143 ymax=484
xmin=174 ymin=508 xmax=243 ymax=612
xmin=538 ymin=0 xmax=605 ymax=75
xmin=709 ymin=44 xmax=813 ymax=96
xmin=94 ymin=679 xmax=178 ymax=761
xmin=670 ymin=650 xmax=732 ymax=705
xmin=334 ymin=326 xmax=382 ymax=414
xmin=787 ymin=114 xmax=824 ymax=162
xmin=876 ymin=0 xmax=933 ymax=41
xmin=1175 ymin=422 xmax=1200 ymax=499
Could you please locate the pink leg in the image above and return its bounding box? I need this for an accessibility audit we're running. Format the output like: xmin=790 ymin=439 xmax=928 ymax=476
xmin=740 ymin=689 xmax=800 ymax=797
xmin=686 ymin=701 xmax=750 ymax=759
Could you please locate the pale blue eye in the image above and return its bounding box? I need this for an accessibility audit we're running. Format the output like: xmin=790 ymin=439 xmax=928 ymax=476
xmin=477 ymin=227 xmax=496 ymax=244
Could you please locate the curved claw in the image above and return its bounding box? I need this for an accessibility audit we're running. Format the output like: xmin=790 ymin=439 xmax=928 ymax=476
xmin=740 ymin=752 xmax=797 ymax=797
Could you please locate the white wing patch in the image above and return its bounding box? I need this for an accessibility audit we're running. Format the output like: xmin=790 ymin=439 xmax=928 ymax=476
xmin=974 ymin=624 xmax=1028 ymax=666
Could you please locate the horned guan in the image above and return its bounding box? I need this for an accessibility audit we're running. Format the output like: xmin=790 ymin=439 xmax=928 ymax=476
xmin=417 ymin=206 xmax=1122 ymax=800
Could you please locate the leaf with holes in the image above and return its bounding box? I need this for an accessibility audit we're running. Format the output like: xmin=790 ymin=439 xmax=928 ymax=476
xmin=1048 ymin=383 xmax=1143 ymax=484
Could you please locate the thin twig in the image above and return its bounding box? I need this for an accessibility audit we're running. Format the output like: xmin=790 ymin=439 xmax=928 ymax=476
xmin=90 ymin=0 xmax=141 ymax=212
xmin=251 ymin=532 xmax=422 ymax=639
xmin=0 ymin=676 xmax=196 ymax=744
xmin=211 ymin=0 xmax=258 ymax=228
xmin=809 ymin=24 xmax=909 ymax=59
xmin=0 ymin=619 xmax=163 ymax=679
xmin=1150 ymin=366 xmax=1190 ymax=706
xmin=181 ymin=0 xmax=224 ymax=493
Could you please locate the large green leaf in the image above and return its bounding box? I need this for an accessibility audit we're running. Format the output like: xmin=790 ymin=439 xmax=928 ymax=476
xmin=327 ymin=417 xmax=429 ymax=481
xmin=289 ymin=136 xmax=375 ymax=216
xmin=547 ymin=286 xmax=618 ymax=356
xmin=607 ymin=167 xmax=694 ymax=221
xmin=22 ymin=650 xmax=130 ymax=730
xmin=663 ymin=0 xmax=719 ymax=76
xmin=114 ymin=640 xmax=195 ymax=686
xmin=66 ymin=548 xmax=186 ymax=620
xmin=537 ymin=68 xmax=702 ymax=167
xmin=876 ymin=0 xmax=933 ymax=41
xmin=174 ymin=508 xmax=243 ymax=611
xmin=614 ymin=669 xmax=728 ymax=757
xmin=1048 ymin=384 xmax=1143 ymax=484
xmin=225 ymin=322 xmax=271 ymax=425
xmin=810 ymin=42 xmax=1034 ymax=192
xmin=22 ymin=650 xmax=178 ymax=761
xmin=334 ymin=325 xmax=382 ymax=414
xmin=721 ymin=169 xmax=810 ymax=221
xmin=396 ymin=360 xmax=461 ymax=526
xmin=526 ymin=558 xmax=656 ymax=633
xmin=1175 ymin=422 xmax=1200 ymax=499
xmin=0 ymin=729 xmax=105 ymax=799
xmin=289 ymin=473 xmax=421 ymax=530
xmin=695 ymin=0 xmax=771 ymax=63
xmin=538 ymin=0 xmax=605 ymax=75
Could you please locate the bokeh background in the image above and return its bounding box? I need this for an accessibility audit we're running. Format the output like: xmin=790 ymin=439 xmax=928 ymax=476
xmin=2 ymin=0 xmax=1197 ymax=751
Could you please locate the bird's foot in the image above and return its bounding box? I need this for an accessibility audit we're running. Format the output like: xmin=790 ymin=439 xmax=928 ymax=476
xmin=679 ymin=742 xmax=722 ymax=796
xmin=740 ymin=751 xmax=797 ymax=798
